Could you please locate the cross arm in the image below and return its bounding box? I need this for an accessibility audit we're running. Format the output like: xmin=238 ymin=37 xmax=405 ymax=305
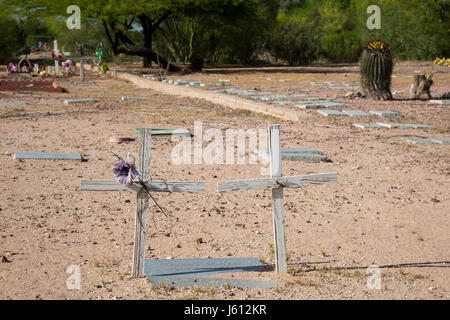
xmin=217 ymin=173 xmax=337 ymax=192
xmin=80 ymin=180 xmax=205 ymax=193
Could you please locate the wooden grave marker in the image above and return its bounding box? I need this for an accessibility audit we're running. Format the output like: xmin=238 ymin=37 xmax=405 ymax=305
xmin=80 ymin=128 xmax=205 ymax=277
xmin=218 ymin=124 xmax=337 ymax=273
xmin=66 ymin=45 xmax=97 ymax=82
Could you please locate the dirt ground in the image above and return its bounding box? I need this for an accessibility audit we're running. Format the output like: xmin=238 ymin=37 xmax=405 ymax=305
xmin=0 ymin=62 xmax=448 ymax=300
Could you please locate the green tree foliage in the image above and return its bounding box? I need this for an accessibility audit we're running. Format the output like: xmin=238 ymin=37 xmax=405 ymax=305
xmin=354 ymin=0 xmax=450 ymax=60
xmin=265 ymin=9 xmax=319 ymax=64
xmin=0 ymin=14 xmax=23 ymax=63
xmin=267 ymin=0 xmax=448 ymax=64
xmin=153 ymin=0 xmax=277 ymax=65
xmin=266 ymin=1 xmax=363 ymax=64
xmin=0 ymin=0 xmax=448 ymax=67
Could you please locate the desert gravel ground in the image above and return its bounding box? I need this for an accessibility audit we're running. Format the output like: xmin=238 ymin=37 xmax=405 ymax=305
xmin=0 ymin=62 xmax=448 ymax=300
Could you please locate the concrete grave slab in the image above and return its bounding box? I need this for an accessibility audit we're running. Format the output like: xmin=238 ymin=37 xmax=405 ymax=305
xmin=377 ymin=123 xmax=434 ymax=129
xmin=295 ymin=103 xmax=322 ymax=109
xmin=174 ymin=79 xmax=189 ymax=85
xmin=225 ymin=88 xmax=243 ymax=95
xmin=121 ymin=96 xmax=151 ymax=101
xmin=342 ymin=110 xmax=370 ymax=117
xmin=145 ymin=257 xmax=263 ymax=277
xmin=269 ymin=94 xmax=289 ymax=100
xmin=272 ymin=100 xmax=296 ymax=105
xmin=134 ymin=127 xmax=191 ymax=137
xmin=64 ymin=98 xmax=97 ymax=105
xmin=303 ymin=97 xmax=328 ymax=101
xmin=369 ymin=110 xmax=403 ymax=117
xmin=0 ymin=101 xmax=27 ymax=107
xmin=257 ymin=147 xmax=320 ymax=155
xmin=240 ymin=90 xmax=259 ymax=95
xmin=404 ymin=138 xmax=439 ymax=144
xmin=429 ymin=137 xmax=450 ymax=144
xmin=296 ymin=101 xmax=345 ymax=109
xmin=14 ymin=151 xmax=82 ymax=161
xmin=317 ymin=109 xmax=346 ymax=117
xmin=149 ymin=276 xmax=277 ymax=288
xmin=429 ymin=100 xmax=450 ymax=105
xmin=289 ymin=94 xmax=308 ymax=99
xmin=250 ymin=96 xmax=271 ymax=101
xmin=352 ymin=123 xmax=385 ymax=129
xmin=144 ymin=257 xmax=277 ymax=288
xmin=256 ymin=148 xmax=327 ymax=162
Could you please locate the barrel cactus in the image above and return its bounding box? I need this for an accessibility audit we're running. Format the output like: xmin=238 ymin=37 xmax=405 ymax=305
xmin=360 ymin=40 xmax=393 ymax=100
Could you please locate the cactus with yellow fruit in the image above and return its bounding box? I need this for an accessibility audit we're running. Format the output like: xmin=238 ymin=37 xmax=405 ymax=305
xmin=360 ymin=40 xmax=393 ymax=100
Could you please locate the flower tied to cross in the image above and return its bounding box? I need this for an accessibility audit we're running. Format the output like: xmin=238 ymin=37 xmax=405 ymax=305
xmin=112 ymin=152 xmax=167 ymax=217
xmin=112 ymin=152 xmax=139 ymax=186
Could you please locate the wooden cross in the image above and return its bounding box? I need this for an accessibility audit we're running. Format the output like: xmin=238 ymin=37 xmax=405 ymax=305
xmin=80 ymin=128 xmax=205 ymax=277
xmin=218 ymin=124 xmax=337 ymax=273
xmin=53 ymin=40 xmax=59 ymax=73
xmin=66 ymin=45 xmax=97 ymax=82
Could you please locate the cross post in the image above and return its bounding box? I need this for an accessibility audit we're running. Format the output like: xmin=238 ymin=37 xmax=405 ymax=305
xmin=66 ymin=45 xmax=97 ymax=82
xmin=53 ymin=40 xmax=59 ymax=73
xmin=80 ymin=128 xmax=205 ymax=277
xmin=79 ymin=44 xmax=85 ymax=82
xmin=218 ymin=124 xmax=338 ymax=273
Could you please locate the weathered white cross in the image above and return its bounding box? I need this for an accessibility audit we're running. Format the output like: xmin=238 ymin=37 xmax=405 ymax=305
xmin=53 ymin=40 xmax=59 ymax=73
xmin=218 ymin=124 xmax=337 ymax=273
xmin=80 ymin=128 xmax=205 ymax=277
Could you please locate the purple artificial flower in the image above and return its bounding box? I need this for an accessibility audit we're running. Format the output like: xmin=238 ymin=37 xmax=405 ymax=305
xmin=7 ymin=62 xmax=16 ymax=72
xmin=112 ymin=153 xmax=139 ymax=186
xmin=61 ymin=61 xmax=68 ymax=67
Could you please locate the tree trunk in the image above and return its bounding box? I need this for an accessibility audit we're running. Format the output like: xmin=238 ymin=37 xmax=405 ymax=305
xmin=189 ymin=53 xmax=204 ymax=72
xmin=143 ymin=41 xmax=152 ymax=68
xmin=140 ymin=14 xmax=153 ymax=68
xmin=103 ymin=14 xmax=179 ymax=71
xmin=410 ymin=74 xmax=433 ymax=100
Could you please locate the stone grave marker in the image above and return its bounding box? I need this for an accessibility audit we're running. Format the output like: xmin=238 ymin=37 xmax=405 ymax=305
xmin=145 ymin=257 xmax=276 ymax=288
xmin=256 ymin=147 xmax=328 ymax=162
xmin=342 ymin=110 xmax=370 ymax=117
xmin=14 ymin=151 xmax=82 ymax=161
xmin=429 ymin=100 xmax=450 ymax=105
xmin=64 ymin=98 xmax=97 ymax=105
xmin=404 ymin=137 xmax=450 ymax=145
xmin=317 ymin=109 xmax=346 ymax=117
xmin=121 ymin=96 xmax=151 ymax=101
xmin=134 ymin=127 xmax=191 ymax=137
xmin=0 ymin=102 xmax=27 ymax=107
xmin=352 ymin=123 xmax=385 ymax=129
xmin=377 ymin=123 xmax=433 ymax=129
xmin=369 ymin=110 xmax=402 ymax=117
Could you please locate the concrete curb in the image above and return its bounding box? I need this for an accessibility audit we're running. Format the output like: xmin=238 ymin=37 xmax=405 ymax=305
xmin=110 ymin=71 xmax=308 ymax=121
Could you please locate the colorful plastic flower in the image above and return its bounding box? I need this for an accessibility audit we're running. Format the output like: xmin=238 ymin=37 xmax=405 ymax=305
xmin=7 ymin=62 xmax=16 ymax=72
xmin=112 ymin=153 xmax=139 ymax=186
